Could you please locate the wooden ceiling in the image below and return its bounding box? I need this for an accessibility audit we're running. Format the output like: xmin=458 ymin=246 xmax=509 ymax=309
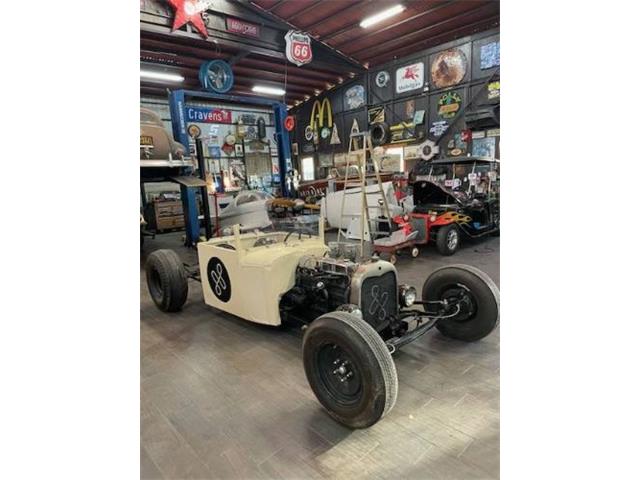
xmin=140 ymin=0 xmax=499 ymax=104
xmin=250 ymin=0 xmax=500 ymax=67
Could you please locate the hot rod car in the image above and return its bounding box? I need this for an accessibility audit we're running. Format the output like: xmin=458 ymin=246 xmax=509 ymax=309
xmin=409 ymin=156 xmax=500 ymax=255
xmin=145 ymin=222 xmax=499 ymax=428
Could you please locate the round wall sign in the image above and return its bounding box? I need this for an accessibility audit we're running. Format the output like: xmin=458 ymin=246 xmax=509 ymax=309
xmin=375 ymin=71 xmax=390 ymax=88
xmin=320 ymin=127 xmax=331 ymax=139
xmin=187 ymin=124 xmax=201 ymax=138
xmin=199 ymin=60 xmax=234 ymax=93
xmin=284 ymin=115 xmax=295 ymax=131
xmin=207 ymin=257 xmax=231 ymax=302
xmin=430 ymin=48 xmax=467 ymax=89
xmin=304 ymin=125 xmax=314 ymax=141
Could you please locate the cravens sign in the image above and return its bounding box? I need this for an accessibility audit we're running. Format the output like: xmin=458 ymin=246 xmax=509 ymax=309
xmin=285 ymin=30 xmax=313 ymax=66
xmin=185 ymin=106 xmax=232 ymax=124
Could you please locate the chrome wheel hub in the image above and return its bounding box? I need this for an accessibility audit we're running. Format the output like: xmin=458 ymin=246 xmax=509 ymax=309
xmin=447 ymin=230 xmax=458 ymax=250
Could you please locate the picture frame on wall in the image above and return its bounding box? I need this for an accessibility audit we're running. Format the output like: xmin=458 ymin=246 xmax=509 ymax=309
xmin=318 ymin=153 xmax=333 ymax=167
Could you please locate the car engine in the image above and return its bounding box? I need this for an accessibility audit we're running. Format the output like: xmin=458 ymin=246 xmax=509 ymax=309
xmin=279 ymin=253 xmax=399 ymax=334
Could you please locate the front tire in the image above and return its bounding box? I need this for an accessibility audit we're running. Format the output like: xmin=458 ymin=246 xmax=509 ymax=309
xmin=422 ymin=265 xmax=499 ymax=342
xmin=145 ymin=249 xmax=188 ymax=312
xmin=303 ymin=312 xmax=398 ymax=429
xmin=436 ymin=224 xmax=460 ymax=256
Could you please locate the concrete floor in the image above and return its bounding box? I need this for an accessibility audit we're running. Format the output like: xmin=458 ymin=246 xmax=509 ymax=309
xmin=141 ymin=231 xmax=500 ymax=479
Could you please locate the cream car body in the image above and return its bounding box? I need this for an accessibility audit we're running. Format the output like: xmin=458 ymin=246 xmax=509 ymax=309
xmin=197 ymin=225 xmax=328 ymax=326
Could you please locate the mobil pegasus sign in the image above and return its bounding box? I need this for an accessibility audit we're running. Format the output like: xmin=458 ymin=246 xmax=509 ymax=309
xmin=185 ymin=106 xmax=232 ymax=124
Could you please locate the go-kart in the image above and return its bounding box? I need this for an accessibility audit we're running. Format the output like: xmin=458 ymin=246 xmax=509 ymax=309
xmin=144 ymin=221 xmax=499 ymax=428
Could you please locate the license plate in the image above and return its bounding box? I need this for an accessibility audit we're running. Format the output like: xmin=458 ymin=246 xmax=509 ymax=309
xmin=140 ymin=135 xmax=154 ymax=146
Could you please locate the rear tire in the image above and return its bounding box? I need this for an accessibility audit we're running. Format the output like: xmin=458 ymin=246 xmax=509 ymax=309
xmin=145 ymin=249 xmax=188 ymax=312
xmin=422 ymin=265 xmax=499 ymax=342
xmin=435 ymin=224 xmax=460 ymax=256
xmin=303 ymin=312 xmax=398 ymax=429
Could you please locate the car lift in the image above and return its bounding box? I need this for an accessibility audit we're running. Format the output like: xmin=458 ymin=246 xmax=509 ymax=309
xmin=168 ymin=89 xmax=294 ymax=246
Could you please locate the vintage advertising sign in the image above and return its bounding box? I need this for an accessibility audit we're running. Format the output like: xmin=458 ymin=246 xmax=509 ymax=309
xmin=226 ymin=17 xmax=260 ymax=37
xmin=396 ymin=62 xmax=424 ymax=94
xmin=285 ymin=30 xmax=313 ymax=66
xmin=488 ymin=81 xmax=500 ymax=100
xmin=368 ymin=106 xmax=385 ymax=125
xmin=309 ymin=98 xmax=333 ymax=130
xmin=480 ymin=41 xmax=500 ymax=70
xmin=437 ymin=92 xmax=462 ymax=119
xmin=168 ymin=0 xmax=212 ymax=38
xmin=344 ymin=85 xmax=365 ymax=110
xmin=185 ymin=106 xmax=232 ymax=124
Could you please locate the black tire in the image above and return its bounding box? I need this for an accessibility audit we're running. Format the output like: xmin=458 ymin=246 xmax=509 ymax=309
xmin=435 ymin=223 xmax=460 ymax=256
xmin=422 ymin=264 xmax=499 ymax=342
xmin=303 ymin=311 xmax=398 ymax=429
xmin=370 ymin=122 xmax=390 ymax=146
xmin=145 ymin=249 xmax=188 ymax=312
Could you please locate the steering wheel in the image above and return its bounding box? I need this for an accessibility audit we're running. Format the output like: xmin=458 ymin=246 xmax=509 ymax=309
xmin=284 ymin=228 xmax=314 ymax=244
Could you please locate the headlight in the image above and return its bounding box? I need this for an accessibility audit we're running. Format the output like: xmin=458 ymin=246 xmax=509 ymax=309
xmin=336 ymin=304 xmax=363 ymax=318
xmin=399 ymin=285 xmax=417 ymax=307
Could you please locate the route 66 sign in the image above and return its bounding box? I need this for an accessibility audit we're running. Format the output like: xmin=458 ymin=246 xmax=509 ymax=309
xmin=285 ymin=30 xmax=313 ymax=66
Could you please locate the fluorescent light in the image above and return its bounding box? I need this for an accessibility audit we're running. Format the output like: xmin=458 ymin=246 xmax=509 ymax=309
xmin=140 ymin=70 xmax=184 ymax=82
xmin=252 ymin=85 xmax=286 ymax=96
xmin=360 ymin=5 xmax=405 ymax=28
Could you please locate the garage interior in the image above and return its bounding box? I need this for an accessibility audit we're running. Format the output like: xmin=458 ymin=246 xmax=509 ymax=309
xmin=140 ymin=1 xmax=500 ymax=478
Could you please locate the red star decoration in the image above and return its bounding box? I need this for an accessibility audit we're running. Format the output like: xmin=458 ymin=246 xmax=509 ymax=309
xmin=168 ymin=0 xmax=209 ymax=38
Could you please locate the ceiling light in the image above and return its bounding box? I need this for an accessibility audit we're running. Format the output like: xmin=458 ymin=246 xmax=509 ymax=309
xmin=360 ymin=5 xmax=405 ymax=28
xmin=252 ymin=85 xmax=286 ymax=96
xmin=140 ymin=70 xmax=184 ymax=82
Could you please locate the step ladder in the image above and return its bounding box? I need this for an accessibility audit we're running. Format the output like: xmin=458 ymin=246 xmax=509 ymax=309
xmin=336 ymin=131 xmax=394 ymax=257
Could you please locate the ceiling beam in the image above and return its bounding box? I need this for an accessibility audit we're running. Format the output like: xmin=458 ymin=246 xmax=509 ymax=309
xmin=141 ymin=50 xmax=330 ymax=88
xmin=364 ymin=17 xmax=500 ymax=65
xmin=140 ymin=37 xmax=343 ymax=82
xmin=140 ymin=23 xmax=360 ymax=74
xmin=138 ymin=35 xmax=349 ymax=78
xmin=332 ymin=0 xmax=457 ymax=47
xmin=141 ymin=62 xmax=316 ymax=94
xmin=349 ymin=3 xmax=497 ymax=57
xmin=140 ymin=80 xmax=306 ymax=101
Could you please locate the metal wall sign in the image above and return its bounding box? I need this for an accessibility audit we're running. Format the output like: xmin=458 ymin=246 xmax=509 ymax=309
xmin=285 ymin=30 xmax=313 ymax=66
xmin=430 ymin=48 xmax=468 ymax=89
xmin=368 ymin=106 xmax=385 ymax=125
xmin=330 ymin=123 xmax=341 ymax=145
xmin=488 ymin=81 xmax=500 ymax=99
xmin=310 ymin=98 xmax=333 ymax=130
xmin=185 ymin=106 xmax=232 ymax=123
xmin=225 ymin=17 xmax=260 ymax=37
xmin=437 ymin=92 xmax=462 ymax=119
xmin=344 ymin=85 xmax=365 ymax=110
xmin=396 ymin=62 xmax=424 ymax=94
xmin=168 ymin=0 xmax=211 ymax=38
xmin=480 ymin=41 xmax=500 ymax=70
xmin=375 ymin=71 xmax=390 ymax=88
xmin=304 ymin=125 xmax=314 ymax=141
